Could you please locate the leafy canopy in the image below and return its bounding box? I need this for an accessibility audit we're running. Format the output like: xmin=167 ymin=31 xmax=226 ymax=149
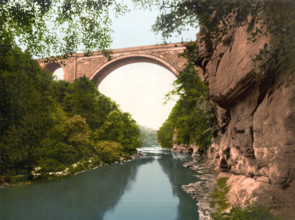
xmin=134 ymin=0 xmax=295 ymax=73
xmin=158 ymin=63 xmax=217 ymax=151
xmin=0 ymin=0 xmax=128 ymax=57
xmin=0 ymin=43 xmax=141 ymax=176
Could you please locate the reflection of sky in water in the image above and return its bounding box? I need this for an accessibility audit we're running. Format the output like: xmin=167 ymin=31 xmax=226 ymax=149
xmin=138 ymin=146 xmax=190 ymax=162
xmin=137 ymin=146 xmax=169 ymax=154
xmin=104 ymin=160 xmax=178 ymax=220
xmin=0 ymin=146 xmax=198 ymax=220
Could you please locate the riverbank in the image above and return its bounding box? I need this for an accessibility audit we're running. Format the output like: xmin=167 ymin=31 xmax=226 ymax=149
xmin=0 ymin=146 xmax=200 ymax=219
xmin=0 ymin=151 xmax=144 ymax=188
xmin=181 ymin=156 xmax=217 ymax=220
xmin=181 ymin=155 xmax=287 ymax=220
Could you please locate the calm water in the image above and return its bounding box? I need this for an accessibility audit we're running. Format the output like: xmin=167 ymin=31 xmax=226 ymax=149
xmin=0 ymin=146 xmax=199 ymax=220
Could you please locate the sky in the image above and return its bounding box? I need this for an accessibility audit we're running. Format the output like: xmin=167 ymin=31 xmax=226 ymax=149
xmin=54 ymin=0 xmax=197 ymax=130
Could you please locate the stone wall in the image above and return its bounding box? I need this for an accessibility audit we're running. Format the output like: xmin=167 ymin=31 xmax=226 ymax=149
xmin=197 ymin=20 xmax=295 ymax=217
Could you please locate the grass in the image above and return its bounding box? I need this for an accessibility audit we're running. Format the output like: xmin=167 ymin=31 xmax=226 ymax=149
xmin=210 ymin=177 xmax=280 ymax=220
xmin=210 ymin=177 xmax=230 ymax=212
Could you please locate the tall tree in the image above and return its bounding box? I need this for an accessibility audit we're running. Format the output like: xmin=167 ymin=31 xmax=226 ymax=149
xmin=158 ymin=63 xmax=217 ymax=151
xmin=0 ymin=0 xmax=128 ymax=57
xmin=133 ymin=0 xmax=295 ymax=72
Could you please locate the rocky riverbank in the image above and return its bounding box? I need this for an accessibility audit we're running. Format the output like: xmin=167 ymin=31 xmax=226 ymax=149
xmin=182 ymin=157 xmax=217 ymax=220
xmin=0 ymin=151 xmax=144 ymax=188
xmin=194 ymin=8 xmax=295 ymax=217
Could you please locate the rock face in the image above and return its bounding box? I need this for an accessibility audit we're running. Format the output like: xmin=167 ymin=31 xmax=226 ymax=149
xmin=171 ymin=128 xmax=199 ymax=155
xmin=197 ymin=20 xmax=295 ymax=217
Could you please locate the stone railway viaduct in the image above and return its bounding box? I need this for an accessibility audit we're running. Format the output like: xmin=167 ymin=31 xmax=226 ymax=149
xmin=38 ymin=43 xmax=187 ymax=86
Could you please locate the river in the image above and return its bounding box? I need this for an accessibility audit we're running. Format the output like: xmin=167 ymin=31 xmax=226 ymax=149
xmin=0 ymin=146 xmax=199 ymax=220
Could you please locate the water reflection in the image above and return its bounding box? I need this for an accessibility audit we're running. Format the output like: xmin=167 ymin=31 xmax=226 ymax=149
xmin=0 ymin=157 xmax=153 ymax=220
xmin=0 ymin=147 xmax=199 ymax=220
xmin=158 ymin=152 xmax=200 ymax=220
xmin=103 ymin=146 xmax=199 ymax=220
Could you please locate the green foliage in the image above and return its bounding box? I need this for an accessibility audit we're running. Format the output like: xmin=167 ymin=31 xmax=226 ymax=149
xmin=211 ymin=177 xmax=230 ymax=212
xmin=64 ymin=76 xmax=100 ymax=129
xmin=158 ymin=63 xmax=217 ymax=152
xmin=61 ymin=115 xmax=91 ymax=146
xmin=93 ymin=141 xmax=124 ymax=164
xmin=179 ymin=41 xmax=203 ymax=66
xmin=135 ymin=0 xmax=295 ymax=76
xmin=63 ymin=76 xmax=118 ymax=130
xmin=212 ymin=202 xmax=280 ymax=220
xmin=0 ymin=40 xmax=58 ymax=173
xmin=139 ymin=125 xmax=159 ymax=147
xmin=217 ymin=177 xmax=229 ymax=189
xmin=37 ymin=158 xmax=66 ymax=173
xmin=0 ymin=0 xmax=128 ymax=57
xmin=157 ymin=119 xmax=174 ymax=149
xmin=47 ymin=143 xmax=80 ymax=165
xmin=211 ymin=177 xmax=280 ymax=220
xmin=0 ymin=42 xmax=140 ymax=181
xmin=93 ymin=110 xmax=141 ymax=153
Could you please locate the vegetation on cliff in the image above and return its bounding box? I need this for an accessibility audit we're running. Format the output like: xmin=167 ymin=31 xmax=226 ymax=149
xmin=0 ymin=42 xmax=140 ymax=183
xmin=211 ymin=178 xmax=280 ymax=220
xmin=134 ymin=0 xmax=295 ymax=74
xmin=135 ymin=1 xmax=295 ymax=217
xmin=157 ymin=63 xmax=217 ymax=152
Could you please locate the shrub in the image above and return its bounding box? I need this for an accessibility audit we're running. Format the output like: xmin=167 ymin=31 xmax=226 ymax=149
xmin=94 ymin=141 xmax=124 ymax=163
xmin=211 ymin=177 xmax=230 ymax=212
xmin=49 ymin=143 xmax=80 ymax=165
xmin=211 ymin=177 xmax=280 ymax=220
xmin=37 ymin=158 xmax=66 ymax=172
xmin=212 ymin=202 xmax=280 ymax=220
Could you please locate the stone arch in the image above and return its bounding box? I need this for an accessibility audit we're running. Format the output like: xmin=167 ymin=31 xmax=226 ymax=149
xmin=89 ymin=54 xmax=180 ymax=86
xmin=43 ymin=63 xmax=65 ymax=80
xmin=43 ymin=63 xmax=62 ymax=73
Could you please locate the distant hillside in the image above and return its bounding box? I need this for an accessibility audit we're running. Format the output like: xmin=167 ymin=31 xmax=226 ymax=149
xmin=139 ymin=125 xmax=159 ymax=147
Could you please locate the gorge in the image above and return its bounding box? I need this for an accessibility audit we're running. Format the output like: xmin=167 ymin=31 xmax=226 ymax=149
xmin=1 ymin=0 xmax=295 ymax=219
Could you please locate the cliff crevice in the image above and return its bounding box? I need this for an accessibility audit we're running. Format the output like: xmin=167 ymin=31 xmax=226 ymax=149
xmin=197 ymin=17 xmax=295 ymax=217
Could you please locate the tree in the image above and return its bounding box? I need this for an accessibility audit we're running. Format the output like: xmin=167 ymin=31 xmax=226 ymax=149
xmin=94 ymin=110 xmax=141 ymax=153
xmin=0 ymin=14 xmax=143 ymax=178
xmin=158 ymin=63 xmax=217 ymax=151
xmin=157 ymin=119 xmax=174 ymax=149
xmin=133 ymin=0 xmax=295 ymax=72
xmin=0 ymin=43 xmax=62 ymax=173
xmin=63 ymin=76 xmax=118 ymax=130
xmin=120 ymin=112 xmax=141 ymax=152
xmin=0 ymin=0 xmax=128 ymax=57
xmin=63 ymin=76 xmax=100 ymax=129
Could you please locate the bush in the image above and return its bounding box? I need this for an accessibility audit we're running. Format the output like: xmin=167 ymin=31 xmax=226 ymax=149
xmin=48 ymin=143 xmax=80 ymax=165
xmin=211 ymin=177 xmax=280 ymax=220
xmin=212 ymin=202 xmax=280 ymax=220
xmin=94 ymin=141 xmax=124 ymax=163
xmin=211 ymin=177 xmax=230 ymax=212
xmin=37 ymin=158 xmax=66 ymax=172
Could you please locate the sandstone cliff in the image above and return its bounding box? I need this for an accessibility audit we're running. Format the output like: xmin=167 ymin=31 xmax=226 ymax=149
xmin=197 ymin=19 xmax=295 ymax=217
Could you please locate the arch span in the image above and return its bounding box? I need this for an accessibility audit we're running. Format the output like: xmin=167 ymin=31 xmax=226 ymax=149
xmin=37 ymin=43 xmax=187 ymax=83
xmin=89 ymin=54 xmax=180 ymax=86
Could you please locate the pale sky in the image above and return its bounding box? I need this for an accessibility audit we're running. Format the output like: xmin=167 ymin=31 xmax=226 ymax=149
xmin=54 ymin=0 xmax=197 ymax=130
xmin=98 ymin=64 xmax=178 ymax=130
